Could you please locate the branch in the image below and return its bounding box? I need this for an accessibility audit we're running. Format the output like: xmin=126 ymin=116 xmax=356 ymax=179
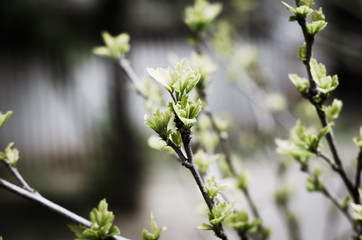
xmin=118 ymin=58 xmax=147 ymax=100
xmin=4 ymin=162 xmax=35 ymax=192
xmin=355 ymin=149 xmax=362 ymax=189
xmin=0 ymin=178 xmax=132 ymax=240
xmin=295 ymin=11 xmax=359 ymax=204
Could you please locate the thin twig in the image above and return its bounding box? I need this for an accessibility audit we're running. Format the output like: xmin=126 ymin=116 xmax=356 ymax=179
xmin=4 ymin=162 xmax=35 ymax=192
xmin=0 ymin=178 xmax=131 ymax=240
xmin=317 ymin=152 xmax=339 ymax=171
xmin=118 ymin=58 xmax=147 ymax=100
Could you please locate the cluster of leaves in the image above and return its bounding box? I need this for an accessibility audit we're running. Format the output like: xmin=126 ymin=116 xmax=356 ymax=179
xmin=184 ymin=0 xmax=222 ymax=33
xmin=276 ymin=120 xmax=330 ymax=168
xmin=69 ymin=199 xmax=120 ymax=240
xmin=282 ymin=0 xmax=327 ymax=36
xmin=142 ymin=213 xmax=166 ymax=240
xmin=145 ymin=58 xmax=203 ymax=147
xmin=93 ymin=32 xmax=130 ymax=60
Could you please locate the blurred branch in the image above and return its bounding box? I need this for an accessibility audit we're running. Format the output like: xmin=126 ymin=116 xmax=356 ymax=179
xmin=0 ymin=170 xmax=131 ymax=240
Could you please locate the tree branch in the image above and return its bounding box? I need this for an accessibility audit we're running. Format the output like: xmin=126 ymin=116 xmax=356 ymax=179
xmin=0 ymin=178 xmax=132 ymax=240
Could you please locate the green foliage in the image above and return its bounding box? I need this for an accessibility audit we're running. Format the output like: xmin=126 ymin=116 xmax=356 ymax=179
xmin=354 ymin=127 xmax=362 ymax=148
xmin=170 ymin=95 xmax=202 ymax=129
xmin=306 ymin=167 xmax=324 ymax=192
xmin=140 ymin=77 xmax=165 ymax=112
xmin=199 ymin=201 xmax=235 ymax=231
xmin=144 ymin=109 xmax=173 ymax=140
xmin=147 ymin=59 xmax=201 ymax=101
xmin=298 ymin=0 xmax=315 ymax=8
xmin=306 ymin=20 xmax=327 ymax=36
xmin=298 ymin=42 xmax=307 ymax=62
xmin=142 ymin=213 xmax=166 ymax=240
xmin=312 ymin=8 xmax=325 ymax=22
xmin=194 ymin=149 xmax=215 ymax=173
xmin=288 ymin=74 xmax=309 ymax=93
xmin=237 ymin=172 xmax=248 ymax=191
xmin=282 ymin=2 xmax=312 ymax=21
xmin=274 ymin=187 xmax=291 ymax=206
xmin=205 ymin=176 xmax=227 ymax=201
xmin=341 ymin=195 xmax=351 ymax=211
xmin=93 ymin=32 xmax=130 ymax=59
xmin=69 ymin=199 xmax=120 ymax=240
xmin=276 ymin=120 xmax=331 ymax=167
xmin=195 ymin=115 xmax=219 ymax=151
xmin=0 ymin=111 xmax=12 ymax=129
xmin=310 ymin=58 xmax=339 ymax=94
xmin=0 ymin=142 xmax=20 ymax=167
xmin=322 ymin=99 xmax=343 ymax=122
xmin=352 ymin=203 xmax=362 ymax=221
xmin=226 ymin=211 xmax=261 ymax=236
xmin=147 ymin=136 xmax=174 ymax=154
xmin=184 ymin=0 xmax=222 ymax=33
xmin=190 ymin=52 xmax=217 ymax=87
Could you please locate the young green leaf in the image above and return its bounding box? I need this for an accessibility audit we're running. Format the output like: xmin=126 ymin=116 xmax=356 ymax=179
xmin=226 ymin=211 xmax=261 ymax=235
xmin=201 ymin=201 xmax=235 ymax=228
xmin=69 ymin=199 xmax=120 ymax=240
xmin=351 ymin=203 xmax=362 ymax=221
xmin=322 ymin=99 xmax=343 ymax=122
xmin=147 ymin=67 xmax=175 ymax=94
xmin=205 ymin=176 xmax=227 ymax=201
xmin=298 ymin=42 xmax=307 ymax=62
xmin=288 ymin=74 xmax=309 ymax=93
xmin=142 ymin=213 xmax=166 ymax=240
xmin=184 ymin=0 xmax=222 ymax=33
xmin=144 ymin=109 xmax=173 ymax=140
xmin=312 ymin=7 xmax=325 ymax=22
xmin=310 ymin=58 xmax=338 ymax=94
xmin=171 ymin=95 xmax=202 ymax=129
xmin=237 ymin=172 xmax=249 ymax=191
xmin=306 ymin=20 xmax=327 ymax=35
xmin=353 ymin=126 xmax=362 ymax=148
xmin=93 ymin=32 xmax=130 ymax=59
xmin=0 ymin=142 xmax=20 ymax=167
xmin=194 ymin=149 xmax=215 ymax=173
xmin=0 ymin=111 xmax=12 ymax=129
xmin=299 ymin=0 xmax=315 ymax=8
xmin=190 ymin=52 xmax=217 ymax=87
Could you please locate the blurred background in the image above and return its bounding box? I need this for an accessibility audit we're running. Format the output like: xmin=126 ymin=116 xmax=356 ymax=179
xmin=0 ymin=0 xmax=361 ymax=239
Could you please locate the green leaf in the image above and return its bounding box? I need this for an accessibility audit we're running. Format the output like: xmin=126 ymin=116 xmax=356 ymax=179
xmin=170 ymin=130 xmax=182 ymax=147
xmin=237 ymin=172 xmax=248 ymax=191
xmin=194 ymin=149 xmax=214 ymax=173
xmin=281 ymin=2 xmax=296 ymax=14
xmin=172 ymin=59 xmax=201 ymax=96
xmin=184 ymin=0 xmax=223 ymax=33
xmin=323 ymin=99 xmax=343 ymax=122
xmin=298 ymin=42 xmax=307 ymax=62
xmin=0 ymin=111 xmax=13 ymax=129
xmin=310 ymin=58 xmax=338 ymax=94
xmin=306 ymin=176 xmax=324 ymax=192
xmin=171 ymin=95 xmax=202 ymax=129
xmin=312 ymin=7 xmax=325 ymax=22
xmin=351 ymin=203 xmax=362 ymax=221
xmin=190 ymin=52 xmax=217 ymax=85
xmin=288 ymin=74 xmax=309 ymax=93
xmin=93 ymin=32 xmax=130 ymax=59
xmin=0 ymin=142 xmax=20 ymax=167
xmin=70 ymin=199 xmax=120 ymax=240
xmin=295 ymin=5 xmax=313 ymax=18
xmin=147 ymin=67 xmax=175 ymax=93
xmin=353 ymin=126 xmax=362 ymax=148
xmin=225 ymin=210 xmax=261 ymax=235
xmin=142 ymin=213 xmax=166 ymax=240
xmin=197 ymin=223 xmax=214 ymax=230
xmin=144 ymin=109 xmax=173 ymax=140
xmin=306 ymin=20 xmax=327 ymax=35
xmin=299 ymin=0 xmax=315 ymax=7
xmin=147 ymin=136 xmax=174 ymax=154
xmin=208 ymin=201 xmax=235 ymax=226
xmin=205 ymin=176 xmax=227 ymax=201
